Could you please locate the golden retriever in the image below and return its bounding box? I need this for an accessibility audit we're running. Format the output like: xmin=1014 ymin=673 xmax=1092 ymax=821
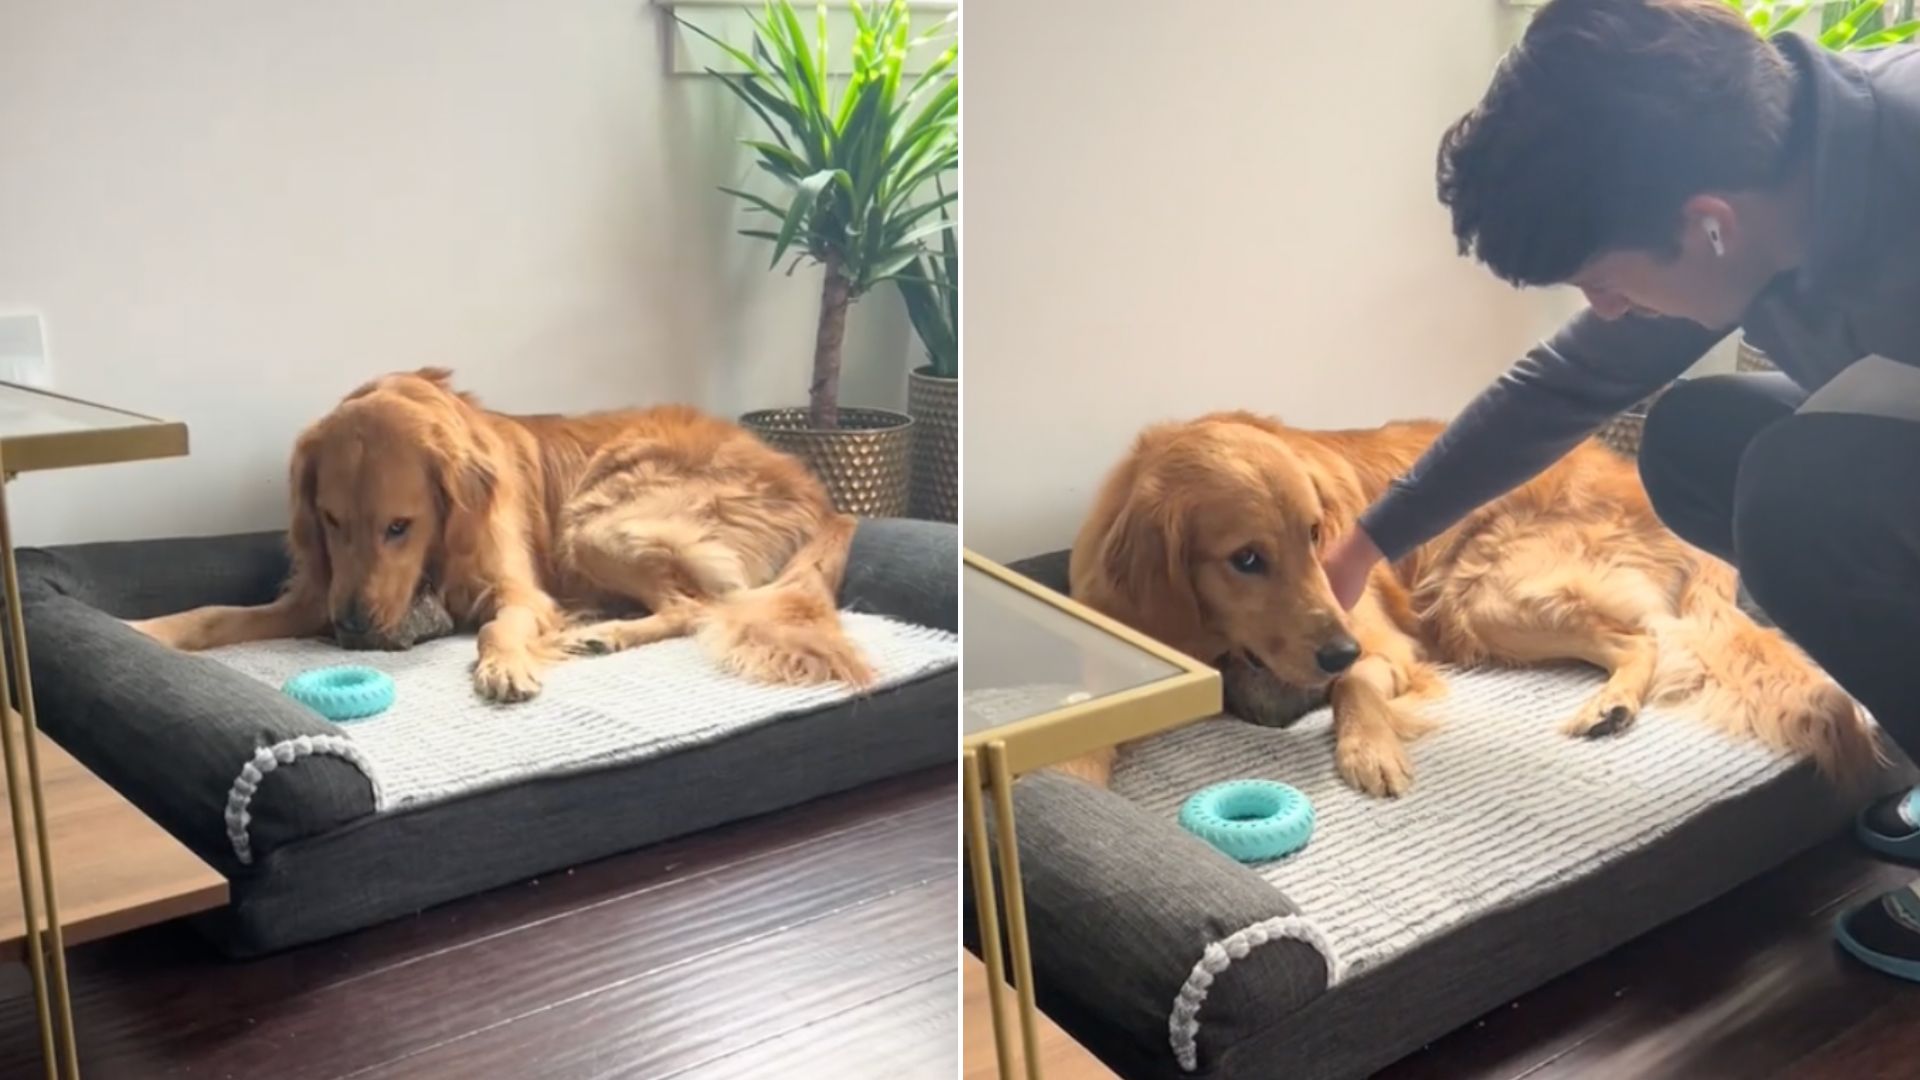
xmin=130 ymin=368 xmax=873 ymax=701
xmin=1068 ymin=410 xmax=1877 ymax=797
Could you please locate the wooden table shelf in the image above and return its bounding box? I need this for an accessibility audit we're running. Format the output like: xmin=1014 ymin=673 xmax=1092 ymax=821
xmin=0 ymin=711 xmax=226 ymax=963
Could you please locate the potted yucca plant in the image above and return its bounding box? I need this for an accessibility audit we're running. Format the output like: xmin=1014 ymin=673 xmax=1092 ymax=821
xmin=898 ymin=178 xmax=957 ymax=522
xmin=685 ymin=0 xmax=959 ymax=517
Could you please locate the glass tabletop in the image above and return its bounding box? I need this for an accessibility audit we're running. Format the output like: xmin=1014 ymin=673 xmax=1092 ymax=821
xmin=0 ymin=382 xmax=186 ymax=473
xmin=963 ymin=561 xmax=1185 ymax=736
xmin=0 ymin=383 xmax=163 ymax=439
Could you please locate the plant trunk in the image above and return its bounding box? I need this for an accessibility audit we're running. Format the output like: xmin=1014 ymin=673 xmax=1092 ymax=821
xmin=810 ymin=257 xmax=850 ymax=431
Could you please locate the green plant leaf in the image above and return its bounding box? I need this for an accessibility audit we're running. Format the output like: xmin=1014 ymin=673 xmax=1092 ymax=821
xmin=1852 ymin=16 xmax=1920 ymax=44
xmin=1772 ymin=2 xmax=1813 ymax=33
xmin=707 ymin=71 xmax=795 ymax=154
xmin=743 ymin=139 xmax=807 ymax=175
xmin=909 ymin=9 xmax=959 ymax=49
xmin=719 ymin=185 xmax=789 ymax=217
xmin=770 ymin=169 xmax=838 ymax=268
xmin=677 ymin=13 xmax=778 ymax=82
xmin=706 ymin=0 xmax=958 ymax=398
xmin=1822 ymin=0 xmax=1887 ymax=46
xmin=775 ymin=1 xmax=829 ymax=118
xmin=887 ymin=190 xmax=961 ymax=233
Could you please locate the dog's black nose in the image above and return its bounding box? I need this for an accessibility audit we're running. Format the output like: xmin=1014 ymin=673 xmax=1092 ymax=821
xmin=1315 ymin=637 xmax=1361 ymax=675
xmin=334 ymin=602 xmax=372 ymax=638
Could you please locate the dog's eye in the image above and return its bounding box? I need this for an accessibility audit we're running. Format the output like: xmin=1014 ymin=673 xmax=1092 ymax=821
xmin=386 ymin=519 xmax=412 ymax=540
xmin=322 ymin=512 xmax=340 ymax=531
xmin=1310 ymin=522 xmax=1323 ymax=545
xmin=1229 ymin=547 xmax=1266 ymax=575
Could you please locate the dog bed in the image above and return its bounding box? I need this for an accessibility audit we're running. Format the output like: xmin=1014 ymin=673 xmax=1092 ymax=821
xmin=15 ymin=519 xmax=956 ymax=957
xmin=968 ymin=551 xmax=1909 ymax=1080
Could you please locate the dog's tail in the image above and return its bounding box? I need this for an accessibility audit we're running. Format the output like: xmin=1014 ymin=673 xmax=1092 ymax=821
xmin=1652 ymin=558 xmax=1880 ymax=789
xmin=697 ymin=513 xmax=874 ymax=688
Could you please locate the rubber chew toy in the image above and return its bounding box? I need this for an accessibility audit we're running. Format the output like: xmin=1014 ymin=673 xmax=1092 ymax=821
xmin=1179 ymin=780 xmax=1315 ymax=863
xmin=281 ymin=666 xmax=396 ymax=722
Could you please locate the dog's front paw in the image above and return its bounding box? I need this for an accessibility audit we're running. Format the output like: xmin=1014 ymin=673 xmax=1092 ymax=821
xmin=125 ymin=616 xmax=186 ymax=650
xmin=1338 ymin=731 xmax=1414 ymax=797
xmin=474 ymin=652 xmax=543 ymax=703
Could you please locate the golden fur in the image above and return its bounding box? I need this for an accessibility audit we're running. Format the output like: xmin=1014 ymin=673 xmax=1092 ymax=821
xmin=1067 ymin=411 xmax=1878 ymax=797
xmin=130 ymin=368 xmax=872 ymax=701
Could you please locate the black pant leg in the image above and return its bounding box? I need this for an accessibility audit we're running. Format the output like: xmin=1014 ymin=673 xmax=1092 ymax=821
xmin=1637 ymin=372 xmax=1808 ymax=561
xmin=1735 ymin=409 xmax=1920 ymax=761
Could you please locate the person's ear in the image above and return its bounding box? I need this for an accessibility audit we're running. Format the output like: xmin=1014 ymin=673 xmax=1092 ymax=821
xmin=1682 ymin=194 xmax=1738 ymax=259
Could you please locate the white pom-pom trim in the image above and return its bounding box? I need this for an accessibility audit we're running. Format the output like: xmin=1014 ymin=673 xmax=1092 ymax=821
xmin=224 ymin=735 xmax=382 ymax=865
xmin=1168 ymin=915 xmax=1345 ymax=1072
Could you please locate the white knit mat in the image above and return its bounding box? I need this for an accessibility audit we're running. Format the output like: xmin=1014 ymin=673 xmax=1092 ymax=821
xmin=1111 ymin=664 xmax=1814 ymax=981
xmin=207 ymin=611 xmax=956 ymax=813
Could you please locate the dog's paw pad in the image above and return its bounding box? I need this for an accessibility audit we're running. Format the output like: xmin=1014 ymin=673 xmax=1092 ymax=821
xmin=564 ymin=635 xmax=613 ymax=656
xmin=1563 ymin=701 xmax=1638 ymax=739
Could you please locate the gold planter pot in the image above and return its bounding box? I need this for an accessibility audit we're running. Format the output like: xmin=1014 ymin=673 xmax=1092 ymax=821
xmin=907 ymin=366 xmax=957 ymax=523
xmin=741 ymin=406 xmax=914 ymax=518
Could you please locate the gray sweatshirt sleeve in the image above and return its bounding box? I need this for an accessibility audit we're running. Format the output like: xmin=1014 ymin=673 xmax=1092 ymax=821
xmin=1356 ymin=309 xmax=1727 ymax=562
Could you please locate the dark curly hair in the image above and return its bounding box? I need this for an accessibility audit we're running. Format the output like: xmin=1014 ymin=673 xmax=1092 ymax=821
xmin=1438 ymin=0 xmax=1803 ymax=287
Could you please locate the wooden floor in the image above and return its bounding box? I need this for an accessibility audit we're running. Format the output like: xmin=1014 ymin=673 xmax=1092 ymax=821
xmin=9 ymin=773 xmax=1917 ymax=1080
xmin=1382 ymin=831 xmax=1920 ymax=1080
xmin=0 ymin=767 xmax=956 ymax=1080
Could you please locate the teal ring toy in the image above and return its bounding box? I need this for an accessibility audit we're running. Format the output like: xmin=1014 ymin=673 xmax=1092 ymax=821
xmin=1179 ymin=780 xmax=1315 ymax=863
xmin=282 ymin=666 xmax=396 ymax=722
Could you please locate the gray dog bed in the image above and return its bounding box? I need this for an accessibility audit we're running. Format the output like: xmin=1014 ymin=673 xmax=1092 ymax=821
xmin=969 ymin=551 xmax=1905 ymax=1080
xmin=16 ymin=518 xmax=956 ymax=957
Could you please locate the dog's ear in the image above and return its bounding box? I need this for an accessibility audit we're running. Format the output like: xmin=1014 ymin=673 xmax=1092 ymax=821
xmin=1304 ymin=458 xmax=1364 ymax=548
xmin=1090 ymin=481 xmax=1208 ymax=652
xmin=282 ymin=424 xmax=330 ymax=608
xmin=429 ymin=431 xmax=500 ymax=574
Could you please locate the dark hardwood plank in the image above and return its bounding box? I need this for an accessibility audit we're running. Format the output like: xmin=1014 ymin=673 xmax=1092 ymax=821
xmin=670 ymin=968 xmax=957 ymax=1080
xmin=349 ymin=876 xmax=956 ymax=1079
xmin=0 ymin=768 xmax=950 ymax=1015
xmin=3 ymin=798 xmax=950 ymax=1079
xmin=0 ymin=769 xmax=955 ymax=1080
xmin=1775 ymin=983 xmax=1920 ymax=1079
xmin=1385 ymin=836 xmax=1915 ymax=1080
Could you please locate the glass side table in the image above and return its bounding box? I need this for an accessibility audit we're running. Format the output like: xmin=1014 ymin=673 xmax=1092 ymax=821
xmin=0 ymin=384 xmax=190 ymax=1080
xmin=962 ymin=551 xmax=1221 ymax=1079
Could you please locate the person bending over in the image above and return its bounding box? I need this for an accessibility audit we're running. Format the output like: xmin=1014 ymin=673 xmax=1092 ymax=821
xmin=1320 ymin=0 xmax=1920 ymax=978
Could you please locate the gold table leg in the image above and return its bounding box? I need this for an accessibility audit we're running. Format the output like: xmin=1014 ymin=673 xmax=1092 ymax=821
xmin=963 ymin=750 xmax=1019 ymax=1079
xmin=964 ymin=742 xmax=1045 ymax=1079
xmin=0 ymin=456 xmax=80 ymax=1080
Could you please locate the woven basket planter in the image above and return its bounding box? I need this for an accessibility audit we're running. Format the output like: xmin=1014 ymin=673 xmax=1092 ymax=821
xmin=740 ymin=406 xmax=914 ymax=518
xmin=906 ymin=366 xmax=956 ymax=523
xmin=1595 ymin=383 xmax=1675 ymax=459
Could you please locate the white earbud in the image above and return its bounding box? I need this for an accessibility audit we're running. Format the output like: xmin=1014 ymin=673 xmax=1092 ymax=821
xmin=1703 ymin=217 xmax=1725 ymax=257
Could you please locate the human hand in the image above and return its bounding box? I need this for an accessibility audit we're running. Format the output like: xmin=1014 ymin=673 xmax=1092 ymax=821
xmin=1322 ymin=527 xmax=1383 ymax=611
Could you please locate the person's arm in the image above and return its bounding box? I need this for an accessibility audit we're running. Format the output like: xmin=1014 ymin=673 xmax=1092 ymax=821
xmin=1326 ymin=309 xmax=1727 ymax=606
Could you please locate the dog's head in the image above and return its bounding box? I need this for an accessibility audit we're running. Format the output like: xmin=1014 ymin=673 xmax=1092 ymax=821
xmin=285 ymin=368 xmax=492 ymax=650
xmin=1076 ymin=413 xmax=1364 ymax=700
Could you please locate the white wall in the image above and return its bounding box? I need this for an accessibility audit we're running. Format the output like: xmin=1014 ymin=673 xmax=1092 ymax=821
xmin=963 ymin=0 xmax=1587 ymax=559
xmin=0 ymin=0 xmax=913 ymax=545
